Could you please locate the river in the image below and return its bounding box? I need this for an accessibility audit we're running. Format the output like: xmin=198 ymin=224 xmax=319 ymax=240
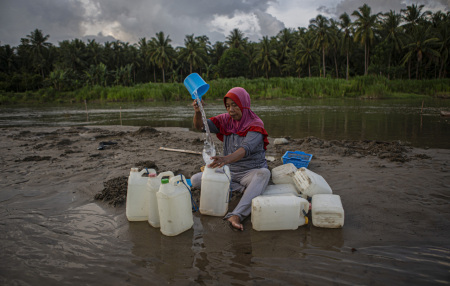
xmin=0 ymin=98 xmax=449 ymax=149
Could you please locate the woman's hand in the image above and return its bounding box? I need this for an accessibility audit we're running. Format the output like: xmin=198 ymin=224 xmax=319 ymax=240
xmin=208 ymin=156 xmax=228 ymax=168
xmin=192 ymin=99 xmax=205 ymax=113
xmin=207 ymin=148 xmax=246 ymax=168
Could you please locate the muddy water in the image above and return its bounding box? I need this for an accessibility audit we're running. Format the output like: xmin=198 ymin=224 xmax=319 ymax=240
xmin=2 ymin=193 xmax=449 ymax=285
xmin=0 ymin=99 xmax=449 ymax=285
xmin=1 ymin=176 xmax=449 ymax=285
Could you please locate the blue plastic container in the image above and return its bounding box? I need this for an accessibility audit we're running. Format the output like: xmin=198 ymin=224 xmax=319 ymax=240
xmin=183 ymin=73 xmax=210 ymax=100
xmin=282 ymin=151 xmax=313 ymax=168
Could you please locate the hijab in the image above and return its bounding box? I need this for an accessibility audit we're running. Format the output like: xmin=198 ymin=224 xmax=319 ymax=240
xmin=210 ymin=87 xmax=269 ymax=149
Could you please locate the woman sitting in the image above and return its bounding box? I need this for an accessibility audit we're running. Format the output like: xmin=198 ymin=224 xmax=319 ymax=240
xmin=190 ymin=87 xmax=271 ymax=231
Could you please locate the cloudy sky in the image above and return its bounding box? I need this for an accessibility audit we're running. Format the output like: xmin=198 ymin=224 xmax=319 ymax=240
xmin=0 ymin=0 xmax=448 ymax=47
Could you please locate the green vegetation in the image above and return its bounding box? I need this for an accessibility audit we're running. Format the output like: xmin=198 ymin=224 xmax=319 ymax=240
xmin=0 ymin=3 xmax=448 ymax=104
xmin=2 ymin=76 xmax=447 ymax=104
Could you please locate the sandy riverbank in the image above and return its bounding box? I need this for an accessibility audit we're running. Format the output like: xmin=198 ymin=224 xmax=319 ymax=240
xmin=1 ymin=125 xmax=449 ymax=285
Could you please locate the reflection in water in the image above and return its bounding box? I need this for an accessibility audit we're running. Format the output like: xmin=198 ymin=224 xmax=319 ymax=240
xmin=308 ymin=226 xmax=344 ymax=249
xmin=1 ymin=190 xmax=449 ymax=285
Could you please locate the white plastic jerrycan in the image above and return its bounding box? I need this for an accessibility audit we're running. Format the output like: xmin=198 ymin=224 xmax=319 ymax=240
xmin=157 ymin=175 xmax=194 ymax=236
xmin=311 ymin=194 xmax=344 ymax=228
xmin=271 ymin=163 xmax=297 ymax=185
xmin=200 ymin=165 xmax=231 ymax=216
xmin=251 ymin=195 xmax=309 ymax=231
xmin=147 ymin=171 xmax=174 ymax=228
xmin=126 ymin=168 xmax=152 ymax=221
xmin=262 ymin=184 xmax=298 ymax=196
xmin=293 ymin=167 xmax=333 ymax=198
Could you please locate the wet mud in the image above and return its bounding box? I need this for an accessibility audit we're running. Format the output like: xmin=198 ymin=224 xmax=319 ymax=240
xmin=1 ymin=125 xmax=449 ymax=285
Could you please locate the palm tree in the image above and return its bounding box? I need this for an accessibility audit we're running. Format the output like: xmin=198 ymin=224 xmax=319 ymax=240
xmin=226 ymin=28 xmax=248 ymax=50
xmin=150 ymin=31 xmax=176 ymax=83
xmin=380 ymin=10 xmax=404 ymax=79
xmin=401 ymin=4 xmax=431 ymax=31
xmin=295 ymin=33 xmax=318 ymax=78
xmin=339 ymin=13 xmax=353 ymax=80
xmin=137 ymin=37 xmax=151 ymax=82
xmin=329 ymin=19 xmax=340 ymax=78
xmin=24 ymin=29 xmax=52 ymax=77
xmin=277 ymin=28 xmax=294 ymax=76
xmin=57 ymin=39 xmax=87 ymax=74
xmin=86 ymin=39 xmax=104 ymax=65
xmin=309 ymin=14 xmax=333 ymax=77
xmin=401 ymin=25 xmax=440 ymax=79
xmin=246 ymin=42 xmax=259 ymax=78
xmin=0 ymin=44 xmax=17 ymax=74
xmin=211 ymin=41 xmax=228 ymax=66
xmin=179 ymin=34 xmax=207 ymax=74
xmin=352 ymin=4 xmax=381 ymax=75
xmin=434 ymin=13 xmax=450 ymax=78
xmin=255 ymin=36 xmax=279 ymax=79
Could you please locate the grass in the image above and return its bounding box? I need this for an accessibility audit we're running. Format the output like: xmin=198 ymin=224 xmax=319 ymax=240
xmin=1 ymin=76 xmax=449 ymax=104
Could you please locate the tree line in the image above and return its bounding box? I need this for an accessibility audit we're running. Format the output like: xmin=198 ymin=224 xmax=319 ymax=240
xmin=0 ymin=3 xmax=448 ymax=93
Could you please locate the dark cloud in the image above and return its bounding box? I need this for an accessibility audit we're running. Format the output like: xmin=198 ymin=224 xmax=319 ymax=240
xmin=335 ymin=0 xmax=404 ymax=16
xmin=254 ymin=10 xmax=285 ymax=37
xmin=334 ymin=0 xmax=448 ymax=18
xmin=0 ymin=0 xmax=86 ymax=46
xmin=81 ymin=32 xmax=117 ymax=44
xmin=87 ymin=0 xmax=278 ymax=45
xmin=0 ymin=0 xmax=447 ymax=47
xmin=317 ymin=5 xmax=335 ymax=15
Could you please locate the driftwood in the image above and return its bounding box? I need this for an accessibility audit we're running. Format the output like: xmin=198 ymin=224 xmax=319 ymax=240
xmin=159 ymin=147 xmax=276 ymax=163
xmin=159 ymin=147 xmax=202 ymax=155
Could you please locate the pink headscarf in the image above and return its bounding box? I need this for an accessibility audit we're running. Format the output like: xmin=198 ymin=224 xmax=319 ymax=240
xmin=210 ymin=87 xmax=269 ymax=149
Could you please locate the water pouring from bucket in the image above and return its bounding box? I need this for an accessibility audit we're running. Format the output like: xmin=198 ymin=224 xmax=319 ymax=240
xmin=184 ymin=73 xmax=216 ymax=165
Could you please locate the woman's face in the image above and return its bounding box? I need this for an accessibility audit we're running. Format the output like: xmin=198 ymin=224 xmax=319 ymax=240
xmin=225 ymin=97 xmax=242 ymax=121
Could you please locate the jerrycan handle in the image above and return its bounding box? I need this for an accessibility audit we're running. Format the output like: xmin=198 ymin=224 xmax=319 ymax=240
xmin=135 ymin=168 xmax=149 ymax=177
xmin=157 ymin=171 xmax=174 ymax=180
xmin=130 ymin=168 xmax=150 ymax=177
xmin=299 ymin=198 xmax=309 ymax=219
xmin=169 ymin=174 xmax=185 ymax=186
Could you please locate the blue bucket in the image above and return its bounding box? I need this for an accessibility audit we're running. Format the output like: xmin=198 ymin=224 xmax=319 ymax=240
xmin=184 ymin=73 xmax=209 ymax=100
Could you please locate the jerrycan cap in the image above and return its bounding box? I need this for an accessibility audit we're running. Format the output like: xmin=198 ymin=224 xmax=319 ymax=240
xmin=148 ymin=173 xmax=157 ymax=178
xmin=161 ymin=178 xmax=169 ymax=184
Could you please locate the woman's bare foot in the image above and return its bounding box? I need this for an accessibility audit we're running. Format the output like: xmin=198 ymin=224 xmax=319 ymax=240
xmin=227 ymin=215 xmax=244 ymax=231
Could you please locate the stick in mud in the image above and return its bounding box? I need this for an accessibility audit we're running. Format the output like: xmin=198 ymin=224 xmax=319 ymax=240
xmin=159 ymin=147 xmax=202 ymax=155
xmin=84 ymin=100 xmax=89 ymax=122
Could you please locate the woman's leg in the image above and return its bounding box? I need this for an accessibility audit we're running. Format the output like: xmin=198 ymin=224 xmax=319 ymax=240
xmin=224 ymin=168 xmax=271 ymax=230
xmin=190 ymin=172 xmax=203 ymax=189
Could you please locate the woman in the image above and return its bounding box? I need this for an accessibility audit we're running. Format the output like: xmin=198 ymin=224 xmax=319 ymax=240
xmin=190 ymin=87 xmax=271 ymax=231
